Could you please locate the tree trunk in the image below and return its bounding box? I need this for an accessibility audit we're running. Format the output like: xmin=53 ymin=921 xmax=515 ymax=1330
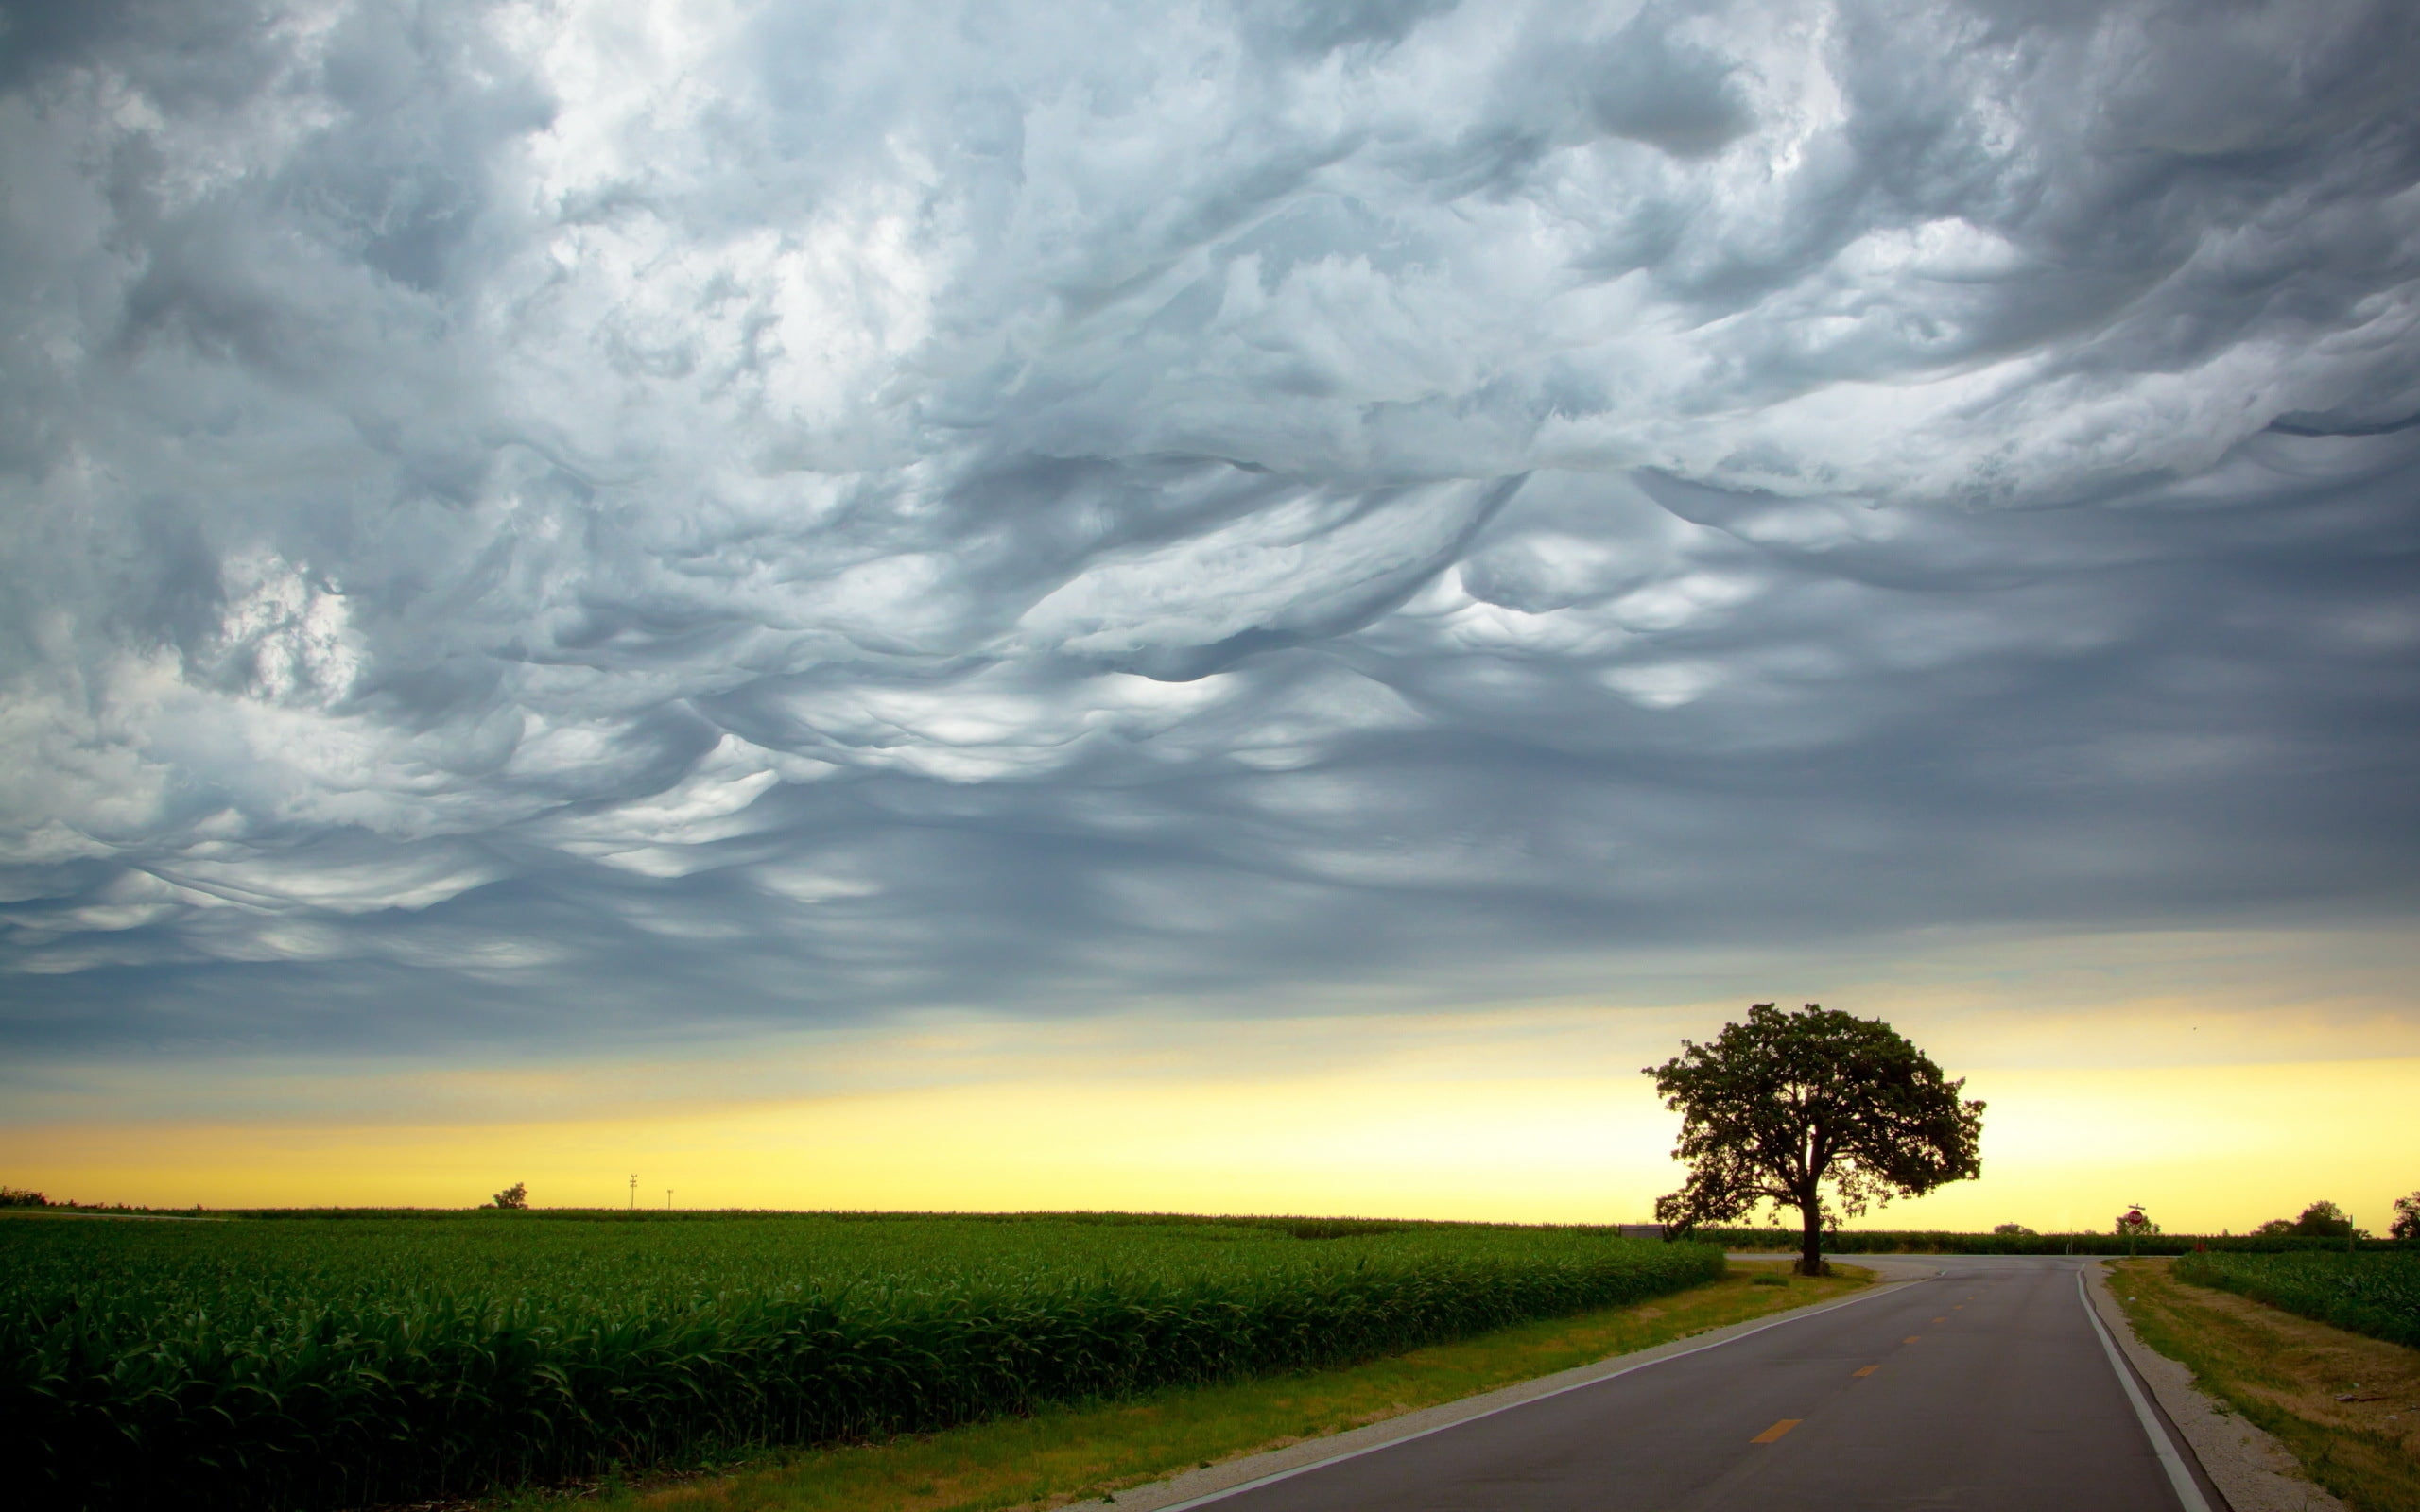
xmin=1799 ymin=1204 xmax=1824 ymax=1277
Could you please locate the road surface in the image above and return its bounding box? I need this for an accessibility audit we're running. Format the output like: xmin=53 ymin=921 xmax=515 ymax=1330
xmin=1172 ymin=1257 xmax=2220 ymax=1512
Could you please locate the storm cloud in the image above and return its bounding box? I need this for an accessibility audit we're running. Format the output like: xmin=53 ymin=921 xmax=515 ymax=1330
xmin=3 ymin=0 xmax=2417 ymax=1054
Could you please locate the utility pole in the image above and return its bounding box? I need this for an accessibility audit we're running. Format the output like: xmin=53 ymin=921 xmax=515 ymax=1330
xmin=628 ymin=1174 xmax=636 ymax=1211
xmin=666 ymin=1189 xmax=673 ymax=1211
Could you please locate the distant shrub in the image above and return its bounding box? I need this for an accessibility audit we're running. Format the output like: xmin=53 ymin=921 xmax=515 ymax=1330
xmin=0 ymin=1187 xmax=47 ymax=1209
xmin=1992 ymin=1223 xmax=2035 ymax=1236
xmin=2287 ymin=1200 xmax=2356 ymax=1239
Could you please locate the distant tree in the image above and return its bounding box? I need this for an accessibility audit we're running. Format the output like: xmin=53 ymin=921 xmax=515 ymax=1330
xmin=2254 ymin=1217 xmax=2296 ymax=1237
xmin=2289 ymin=1200 xmax=2354 ymax=1238
xmin=2115 ymin=1207 xmax=2160 ymax=1237
xmin=487 ymin=1182 xmax=529 ymax=1211
xmin=1645 ymin=1003 xmax=1984 ymax=1277
xmin=0 ymin=1185 xmax=47 ymax=1208
xmin=1993 ymin=1223 xmax=2036 ymax=1236
xmin=2392 ymin=1193 xmax=2420 ymax=1243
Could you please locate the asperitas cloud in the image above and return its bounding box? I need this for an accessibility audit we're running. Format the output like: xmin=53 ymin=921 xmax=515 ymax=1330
xmin=2 ymin=0 xmax=2416 ymax=1050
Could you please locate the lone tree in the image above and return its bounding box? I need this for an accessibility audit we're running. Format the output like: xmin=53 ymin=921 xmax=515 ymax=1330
xmin=2393 ymin=1192 xmax=2420 ymax=1243
xmin=1646 ymin=1003 xmax=1984 ymax=1276
xmin=487 ymin=1181 xmax=528 ymax=1211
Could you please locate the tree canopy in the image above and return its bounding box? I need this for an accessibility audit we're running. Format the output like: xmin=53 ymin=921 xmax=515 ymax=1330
xmin=1645 ymin=1003 xmax=1983 ymax=1275
xmin=2288 ymin=1200 xmax=2354 ymax=1238
xmin=2258 ymin=1202 xmax=2357 ymax=1238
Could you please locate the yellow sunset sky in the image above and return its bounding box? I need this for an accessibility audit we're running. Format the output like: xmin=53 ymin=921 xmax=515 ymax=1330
xmin=10 ymin=925 xmax=2413 ymax=1233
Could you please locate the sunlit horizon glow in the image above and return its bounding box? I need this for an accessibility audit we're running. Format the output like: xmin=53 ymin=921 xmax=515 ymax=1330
xmin=9 ymin=927 xmax=2414 ymax=1231
xmin=10 ymin=1057 xmax=2413 ymax=1236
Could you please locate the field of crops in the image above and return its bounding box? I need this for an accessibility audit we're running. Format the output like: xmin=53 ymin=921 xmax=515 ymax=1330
xmin=1 ymin=1211 xmax=1721 ymax=1511
xmin=2172 ymin=1249 xmax=2420 ymax=1348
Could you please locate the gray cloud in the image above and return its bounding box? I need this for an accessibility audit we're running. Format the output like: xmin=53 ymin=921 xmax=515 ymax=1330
xmin=3 ymin=0 xmax=2417 ymax=1055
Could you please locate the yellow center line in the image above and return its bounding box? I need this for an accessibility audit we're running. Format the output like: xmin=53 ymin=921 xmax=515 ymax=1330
xmin=1853 ymin=1365 xmax=1879 ymax=1377
xmin=1932 ymin=1316 xmax=1946 ymax=1323
xmin=1904 ymin=1335 xmax=1921 ymax=1343
xmin=1751 ymin=1418 xmax=1803 ymax=1444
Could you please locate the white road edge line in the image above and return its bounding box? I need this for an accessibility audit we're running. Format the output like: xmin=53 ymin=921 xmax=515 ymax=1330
xmin=1151 ymin=1270 xmax=1922 ymax=1512
xmin=2077 ymin=1267 xmax=2214 ymax=1512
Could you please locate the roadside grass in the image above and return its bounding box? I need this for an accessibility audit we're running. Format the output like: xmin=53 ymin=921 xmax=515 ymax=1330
xmin=544 ymin=1261 xmax=1869 ymax=1512
xmin=2111 ymin=1258 xmax=2420 ymax=1512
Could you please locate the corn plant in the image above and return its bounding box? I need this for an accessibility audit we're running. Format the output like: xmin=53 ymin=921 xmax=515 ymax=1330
xmin=2172 ymin=1249 xmax=2420 ymax=1348
xmin=1 ymin=1213 xmax=1721 ymax=1510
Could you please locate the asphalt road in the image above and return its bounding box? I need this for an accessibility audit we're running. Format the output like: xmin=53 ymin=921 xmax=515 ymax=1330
xmin=1175 ymin=1258 xmax=2217 ymax=1512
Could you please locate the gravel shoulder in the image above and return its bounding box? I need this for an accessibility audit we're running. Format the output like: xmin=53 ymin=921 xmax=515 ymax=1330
xmin=2087 ymin=1260 xmax=2347 ymax=1512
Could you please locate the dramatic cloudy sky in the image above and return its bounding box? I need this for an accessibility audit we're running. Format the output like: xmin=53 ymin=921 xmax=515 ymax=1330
xmin=3 ymin=0 xmax=2418 ymax=1214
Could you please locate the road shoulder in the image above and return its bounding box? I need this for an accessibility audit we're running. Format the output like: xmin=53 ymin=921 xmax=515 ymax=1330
xmin=2083 ymin=1260 xmax=2344 ymax=1512
xmin=1116 ymin=1262 xmax=1913 ymax=1512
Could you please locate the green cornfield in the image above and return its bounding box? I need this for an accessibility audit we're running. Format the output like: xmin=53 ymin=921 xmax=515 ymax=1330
xmin=1 ymin=1211 xmax=1722 ymax=1510
xmin=2171 ymin=1248 xmax=2420 ymax=1348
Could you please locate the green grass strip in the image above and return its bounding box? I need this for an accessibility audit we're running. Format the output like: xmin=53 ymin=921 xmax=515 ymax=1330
xmin=2111 ymin=1259 xmax=2420 ymax=1512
